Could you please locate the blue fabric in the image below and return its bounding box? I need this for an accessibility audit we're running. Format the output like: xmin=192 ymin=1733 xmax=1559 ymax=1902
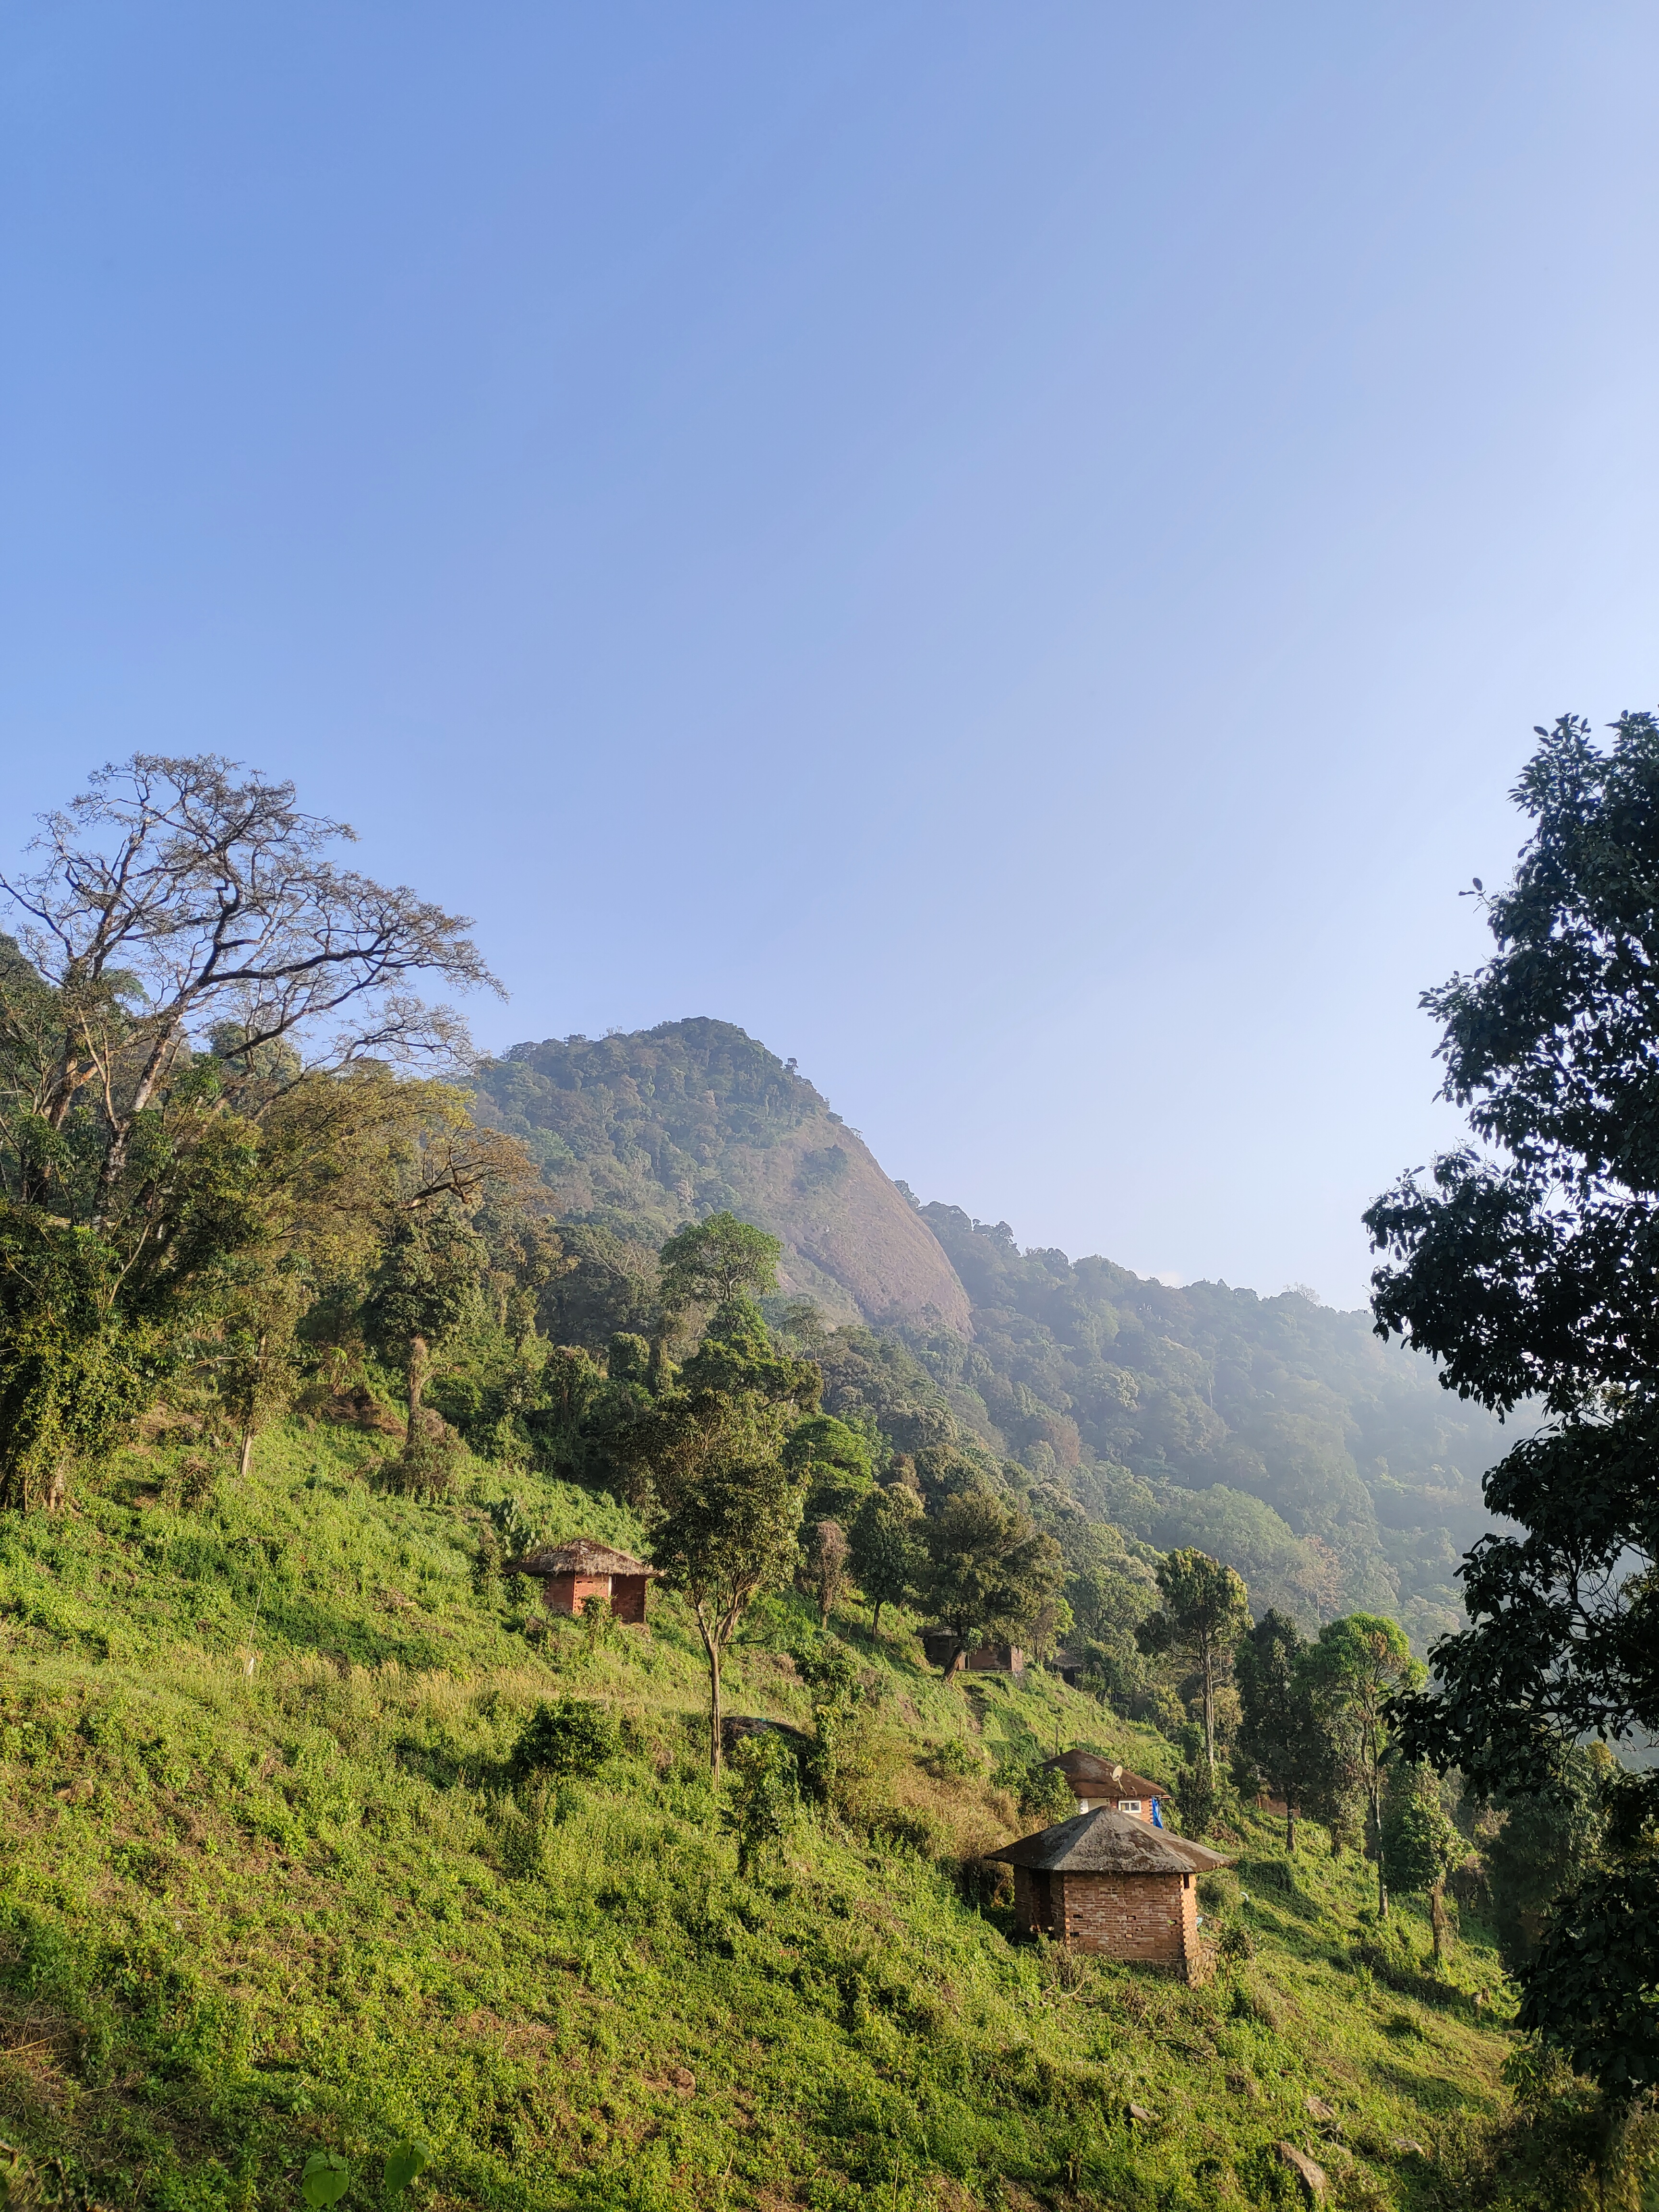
xmin=1151 ymin=1798 xmax=1163 ymax=1827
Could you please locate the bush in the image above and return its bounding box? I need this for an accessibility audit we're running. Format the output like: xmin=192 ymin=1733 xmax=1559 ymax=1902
xmin=1002 ymin=1760 xmax=1073 ymax=1824
xmin=724 ymin=1731 xmax=798 ymax=1874
xmin=385 ymin=1423 xmax=466 ymax=1499
xmin=1216 ymin=1918 xmax=1255 ymax=1964
xmin=925 ymin=1737 xmax=986 ymax=1781
xmin=512 ymin=1698 xmax=620 ymax=1780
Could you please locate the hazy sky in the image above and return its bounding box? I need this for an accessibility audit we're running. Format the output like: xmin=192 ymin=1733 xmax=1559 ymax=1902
xmin=4 ymin=3 xmax=1658 ymax=1307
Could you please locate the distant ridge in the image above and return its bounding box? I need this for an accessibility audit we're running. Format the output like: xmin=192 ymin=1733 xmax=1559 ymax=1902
xmin=475 ymin=1017 xmax=972 ymax=1331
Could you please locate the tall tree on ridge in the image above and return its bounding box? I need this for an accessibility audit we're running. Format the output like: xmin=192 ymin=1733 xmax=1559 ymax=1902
xmin=1136 ymin=1548 xmax=1250 ymax=1773
xmin=624 ymin=1388 xmax=805 ymax=1773
xmin=1367 ymin=710 xmax=1659 ymax=2089
xmin=0 ymin=755 xmax=501 ymax=1510
xmin=1307 ymin=1612 xmax=1421 ymax=1918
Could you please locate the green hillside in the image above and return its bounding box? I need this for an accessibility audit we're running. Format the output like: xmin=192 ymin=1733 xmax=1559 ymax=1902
xmin=0 ymin=1416 xmax=1552 ymax=2212
xmin=475 ymin=1022 xmax=1512 ymax=1648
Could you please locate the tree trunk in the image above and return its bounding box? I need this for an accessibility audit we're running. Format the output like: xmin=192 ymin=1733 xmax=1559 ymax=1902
xmin=708 ymin=1635 xmax=723 ymax=1776
xmin=88 ymin=1022 xmax=181 ymax=1228
xmin=871 ymin=1597 xmax=885 ymax=1639
xmin=405 ymin=1334 xmax=430 ymax=1449
xmin=1202 ymin=1636 xmax=1216 ymax=1770
xmin=239 ymin=1424 xmax=255 ymax=1482
xmin=1430 ymin=1873 xmax=1450 ymax=1967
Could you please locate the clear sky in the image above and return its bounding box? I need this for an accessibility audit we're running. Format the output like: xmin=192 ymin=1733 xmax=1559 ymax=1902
xmin=3 ymin=3 xmax=1657 ymax=1308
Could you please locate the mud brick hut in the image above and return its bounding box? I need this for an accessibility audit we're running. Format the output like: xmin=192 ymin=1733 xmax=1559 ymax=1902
xmin=921 ymin=1630 xmax=1024 ymax=1676
xmin=990 ymin=1806 xmax=1230 ymax=1981
xmin=504 ymin=1539 xmax=658 ymax=1624
xmin=1041 ymin=1750 xmax=1170 ymax=1823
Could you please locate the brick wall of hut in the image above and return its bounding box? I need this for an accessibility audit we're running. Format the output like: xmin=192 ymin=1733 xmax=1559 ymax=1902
xmin=1014 ymin=1865 xmax=1204 ymax=1981
xmin=543 ymin=1572 xmax=613 ymax=1615
xmin=609 ymin=1575 xmax=649 ymax=1624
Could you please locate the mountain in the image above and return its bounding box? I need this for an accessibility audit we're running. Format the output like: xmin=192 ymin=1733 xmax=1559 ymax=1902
xmin=476 ymin=1019 xmax=1512 ymax=1646
xmin=475 ymin=1018 xmax=970 ymax=1331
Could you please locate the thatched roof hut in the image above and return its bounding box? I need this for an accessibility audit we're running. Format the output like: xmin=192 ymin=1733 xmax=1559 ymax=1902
xmin=989 ymin=1805 xmax=1229 ymax=1978
xmin=503 ymin=1539 xmax=658 ymax=1623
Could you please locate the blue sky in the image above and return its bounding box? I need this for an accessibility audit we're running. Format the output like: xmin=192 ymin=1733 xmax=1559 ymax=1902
xmin=4 ymin=2 xmax=1658 ymax=1306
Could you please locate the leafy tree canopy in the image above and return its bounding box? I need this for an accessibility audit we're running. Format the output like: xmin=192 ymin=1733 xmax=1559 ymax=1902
xmin=658 ymin=1212 xmax=781 ymax=1315
xmin=1366 ymin=711 xmax=1659 ymax=2083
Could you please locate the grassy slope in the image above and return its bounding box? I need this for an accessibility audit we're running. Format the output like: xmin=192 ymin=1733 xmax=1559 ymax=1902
xmin=0 ymin=1420 xmax=1531 ymax=2212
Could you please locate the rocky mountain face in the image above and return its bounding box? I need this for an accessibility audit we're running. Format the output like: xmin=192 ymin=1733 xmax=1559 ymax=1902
xmin=474 ymin=1017 xmax=971 ymax=1332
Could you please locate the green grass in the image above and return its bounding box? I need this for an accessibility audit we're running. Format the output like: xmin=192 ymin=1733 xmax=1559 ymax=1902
xmin=0 ymin=1420 xmax=1552 ymax=2209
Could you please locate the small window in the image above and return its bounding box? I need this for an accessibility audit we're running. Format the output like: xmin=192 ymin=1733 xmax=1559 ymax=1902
xmin=1118 ymin=1798 xmax=1142 ymax=1814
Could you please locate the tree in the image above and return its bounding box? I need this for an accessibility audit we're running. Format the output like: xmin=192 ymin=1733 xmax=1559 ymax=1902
xmin=658 ymin=1213 xmax=781 ymax=1316
xmin=847 ymin=1482 xmax=923 ymax=1637
xmin=676 ymin=1292 xmax=820 ymax=1412
xmin=1175 ymin=1758 xmax=1218 ymax=1839
xmin=361 ymin=1203 xmax=488 ymax=1453
xmin=623 ymin=1388 xmax=805 ymax=1772
xmin=1484 ymin=1745 xmax=1610 ymax=1978
xmin=782 ymin=1412 xmax=875 ymax=1525
xmin=1234 ymin=1608 xmax=1340 ymax=1853
xmin=0 ymin=755 xmax=495 ymax=1218
xmin=915 ymin=1490 xmax=1061 ymax=1671
xmin=1381 ymin=1766 xmax=1461 ymax=1966
xmin=1363 ymin=712 xmax=1659 ymax=2087
xmin=1306 ymin=1612 xmax=1421 ymax=1917
xmin=1135 ymin=1549 xmax=1250 ymax=1773
xmin=0 ymin=756 xmax=501 ymax=1510
xmin=801 ymin=1519 xmax=850 ymax=1628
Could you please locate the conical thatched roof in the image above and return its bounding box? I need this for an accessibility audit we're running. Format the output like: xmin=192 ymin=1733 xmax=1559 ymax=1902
xmin=988 ymin=1804 xmax=1231 ymax=1875
xmin=504 ymin=1539 xmax=657 ymax=1579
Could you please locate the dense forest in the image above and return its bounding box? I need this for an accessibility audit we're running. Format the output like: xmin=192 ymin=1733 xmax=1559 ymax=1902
xmin=0 ymin=745 xmax=1653 ymax=2209
xmin=474 ymin=1023 xmax=1512 ymax=1649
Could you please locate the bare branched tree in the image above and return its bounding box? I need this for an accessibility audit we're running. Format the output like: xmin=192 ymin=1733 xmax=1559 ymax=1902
xmin=0 ymin=754 xmax=500 ymax=1219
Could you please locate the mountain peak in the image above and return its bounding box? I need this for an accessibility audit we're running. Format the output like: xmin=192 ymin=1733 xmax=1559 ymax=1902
xmin=478 ymin=1017 xmax=972 ymax=1332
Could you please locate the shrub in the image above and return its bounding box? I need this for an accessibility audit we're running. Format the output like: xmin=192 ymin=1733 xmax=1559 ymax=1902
xmin=1216 ymin=1918 xmax=1255 ymax=1964
xmin=1175 ymin=1759 xmax=1217 ymax=1836
xmin=925 ymin=1736 xmax=985 ymax=1782
xmin=512 ymin=1698 xmax=620 ymax=1780
xmin=385 ymin=1423 xmax=465 ymax=1499
xmin=724 ymin=1731 xmax=798 ymax=1874
xmin=1008 ymin=1761 xmax=1073 ymax=1824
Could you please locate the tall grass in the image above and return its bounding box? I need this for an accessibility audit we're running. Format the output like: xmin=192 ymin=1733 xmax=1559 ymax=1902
xmin=0 ymin=1421 xmax=1573 ymax=2208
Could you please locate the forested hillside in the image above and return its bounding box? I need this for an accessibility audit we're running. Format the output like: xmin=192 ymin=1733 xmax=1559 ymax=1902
xmin=477 ymin=1021 xmax=1511 ymax=1647
xmin=0 ymin=756 xmax=1633 ymax=2208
